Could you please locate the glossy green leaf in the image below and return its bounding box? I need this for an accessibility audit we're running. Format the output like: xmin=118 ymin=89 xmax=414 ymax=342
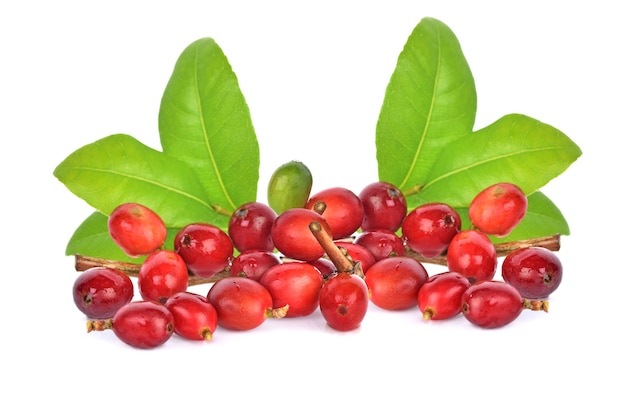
xmin=53 ymin=133 xmax=228 ymax=229
xmin=65 ymin=212 xmax=179 ymax=261
xmin=456 ymin=191 xmax=570 ymax=242
xmin=159 ymin=37 xmax=259 ymax=213
xmin=411 ymin=114 xmax=582 ymax=208
xmin=376 ymin=17 xmax=477 ymax=191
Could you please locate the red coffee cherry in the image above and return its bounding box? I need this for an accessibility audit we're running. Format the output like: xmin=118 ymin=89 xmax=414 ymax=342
xmin=333 ymin=241 xmax=377 ymax=274
xmin=305 ymin=187 xmax=364 ymax=240
xmin=501 ymin=247 xmax=563 ymax=299
xmin=365 ymin=256 xmax=428 ymax=311
xmin=230 ymin=249 xmax=281 ymax=281
xmin=417 ymin=271 xmax=471 ymax=320
xmin=138 ymin=250 xmax=189 ymax=304
xmin=107 ymin=202 xmax=167 ymax=257
xmin=174 ymin=222 xmax=234 ymax=278
xmin=353 ymin=229 xmax=405 ymax=261
xmin=319 ymin=273 xmax=369 ymax=331
xmin=271 ymin=208 xmax=332 ymax=262
xmin=73 ymin=267 xmax=134 ymax=319
xmin=164 ymin=292 xmax=218 ymax=341
xmin=446 ymin=230 xmax=497 ymax=284
xmin=469 ymin=182 xmax=528 ymax=237
xmin=228 ymin=201 xmax=277 ymax=253
xmin=359 ymin=181 xmax=407 ymax=232
xmin=402 ymin=202 xmax=461 ymax=258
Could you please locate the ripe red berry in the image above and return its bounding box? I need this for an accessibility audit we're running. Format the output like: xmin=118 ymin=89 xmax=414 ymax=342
xmin=461 ymin=281 xmax=535 ymax=329
xmin=207 ymin=276 xmax=287 ymax=331
xmin=501 ymin=247 xmax=563 ymax=299
xmin=333 ymin=241 xmax=377 ymax=274
xmin=469 ymin=182 xmax=528 ymax=237
xmin=446 ymin=230 xmax=497 ymax=284
xmin=310 ymin=257 xmax=338 ymax=279
xmin=359 ymin=181 xmax=407 ymax=232
xmin=271 ymin=208 xmax=332 ymax=262
xmin=164 ymin=292 xmax=218 ymax=341
xmin=305 ymin=187 xmax=364 ymax=240
xmin=174 ymin=222 xmax=234 ymax=278
xmin=228 ymin=201 xmax=277 ymax=253
xmin=259 ymin=261 xmax=324 ymax=318
xmin=402 ymin=202 xmax=461 ymax=258
xmin=353 ymin=229 xmax=405 ymax=261
xmin=319 ymin=273 xmax=369 ymax=331
xmin=230 ymin=249 xmax=281 ymax=281
xmin=138 ymin=250 xmax=189 ymax=304
xmin=417 ymin=271 xmax=471 ymax=320
xmin=87 ymin=301 xmax=175 ymax=349
xmin=72 ymin=267 xmax=134 ymax=319
xmin=365 ymin=256 xmax=428 ymax=310
xmin=107 ymin=202 xmax=167 ymax=257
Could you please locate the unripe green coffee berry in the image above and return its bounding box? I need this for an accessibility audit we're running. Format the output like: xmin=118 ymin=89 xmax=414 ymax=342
xmin=267 ymin=160 xmax=313 ymax=215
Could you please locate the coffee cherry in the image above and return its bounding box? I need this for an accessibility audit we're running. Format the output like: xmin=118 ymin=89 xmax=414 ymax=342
xmin=501 ymin=247 xmax=563 ymax=299
xmin=417 ymin=271 xmax=471 ymax=320
xmin=365 ymin=256 xmax=428 ymax=311
xmin=402 ymin=202 xmax=461 ymax=258
xmin=319 ymin=273 xmax=369 ymax=331
xmin=271 ymin=208 xmax=332 ymax=262
xmin=174 ymin=222 xmax=234 ymax=278
xmin=353 ymin=229 xmax=405 ymax=261
xmin=228 ymin=201 xmax=277 ymax=253
xmin=359 ymin=181 xmax=407 ymax=232
xmin=73 ymin=267 xmax=134 ymax=319
xmin=446 ymin=230 xmax=497 ymax=283
xmin=207 ymin=276 xmax=287 ymax=331
xmin=469 ymin=182 xmax=528 ymax=237
xmin=334 ymin=241 xmax=377 ymax=274
xmin=267 ymin=160 xmax=313 ymax=215
xmin=259 ymin=261 xmax=324 ymax=318
xmin=461 ymin=280 xmax=548 ymax=329
xmin=310 ymin=257 xmax=338 ymax=279
xmin=87 ymin=301 xmax=175 ymax=349
xmin=164 ymin=292 xmax=218 ymax=341
xmin=107 ymin=202 xmax=167 ymax=257
xmin=138 ymin=250 xmax=189 ymax=304
xmin=230 ymin=249 xmax=281 ymax=281
xmin=305 ymin=187 xmax=364 ymax=240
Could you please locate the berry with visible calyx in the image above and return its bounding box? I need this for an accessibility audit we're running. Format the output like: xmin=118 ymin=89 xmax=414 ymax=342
xmin=365 ymin=256 xmax=428 ymax=311
xmin=446 ymin=230 xmax=497 ymax=284
xmin=501 ymin=247 xmax=563 ymax=299
xmin=228 ymin=201 xmax=277 ymax=253
xmin=418 ymin=271 xmax=471 ymax=320
xmin=319 ymin=272 xmax=369 ymax=331
xmin=469 ymin=182 xmax=528 ymax=237
xmin=87 ymin=301 xmax=174 ymax=349
xmin=138 ymin=250 xmax=188 ymax=304
xmin=259 ymin=261 xmax=324 ymax=318
xmin=73 ymin=267 xmax=134 ymax=319
xmin=207 ymin=276 xmax=288 ymax=331
xmin=359 ymin=181 xmax=407 ymax=232
xmin=305 ymin=187 xmax=364 ymax=240
xmin=230 ymin=249 xmax=281 ymax=281
xmin=271 ymin=208 xmax=332 ymax=262
xmin=267 ymin=160 xmax=313 ymax=215
xmin=402 ymin=202 xmax=461 ymax=258
xmin=174 ymin=222 xmax=234 ymax=279
xmin=164 ymin=292 xmax=218 ymax=341
xmin=461 ymin=280 xmax=548 ymax=329
xmin=107 ymin=202 xmax=167 ymax=257
xmin=353 ymin=229 xmax=405 ymax=261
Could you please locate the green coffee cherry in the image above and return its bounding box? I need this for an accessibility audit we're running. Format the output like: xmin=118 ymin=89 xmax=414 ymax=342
xmin=267 ymin=160 xmax=313 ymax=215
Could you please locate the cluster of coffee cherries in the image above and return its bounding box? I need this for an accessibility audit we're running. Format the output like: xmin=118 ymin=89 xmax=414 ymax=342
xmin=73 ymin=179 xmax=563 ymax=349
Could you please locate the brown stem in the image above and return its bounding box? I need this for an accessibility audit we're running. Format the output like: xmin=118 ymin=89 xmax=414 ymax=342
xmin=523 ymin=299 xmax=549 ymax=312
xmin=309 ymin=221 xmax=363 ymax=277
xmin=403 ymin=233 xmax=561 ymax=267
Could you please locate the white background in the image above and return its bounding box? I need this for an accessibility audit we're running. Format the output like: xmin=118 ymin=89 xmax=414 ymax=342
xmin=2 ymin=1 xmax=623 ymax=399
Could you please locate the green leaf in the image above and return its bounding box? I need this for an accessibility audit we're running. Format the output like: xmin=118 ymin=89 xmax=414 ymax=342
xmin=65 ymin=212 xmax=179 ymax=261
xmin=412 ymin=113 xmax=582 ymax=208
xmin=53 ymin=133 xmax=228 ymax=229
xmin=456 ymin=191 xmax=570 ymax=242
xmin=159 ymin=37 xmax=259 ymax=213
xmin=376 ymin=17 xmax=477 ymax=191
